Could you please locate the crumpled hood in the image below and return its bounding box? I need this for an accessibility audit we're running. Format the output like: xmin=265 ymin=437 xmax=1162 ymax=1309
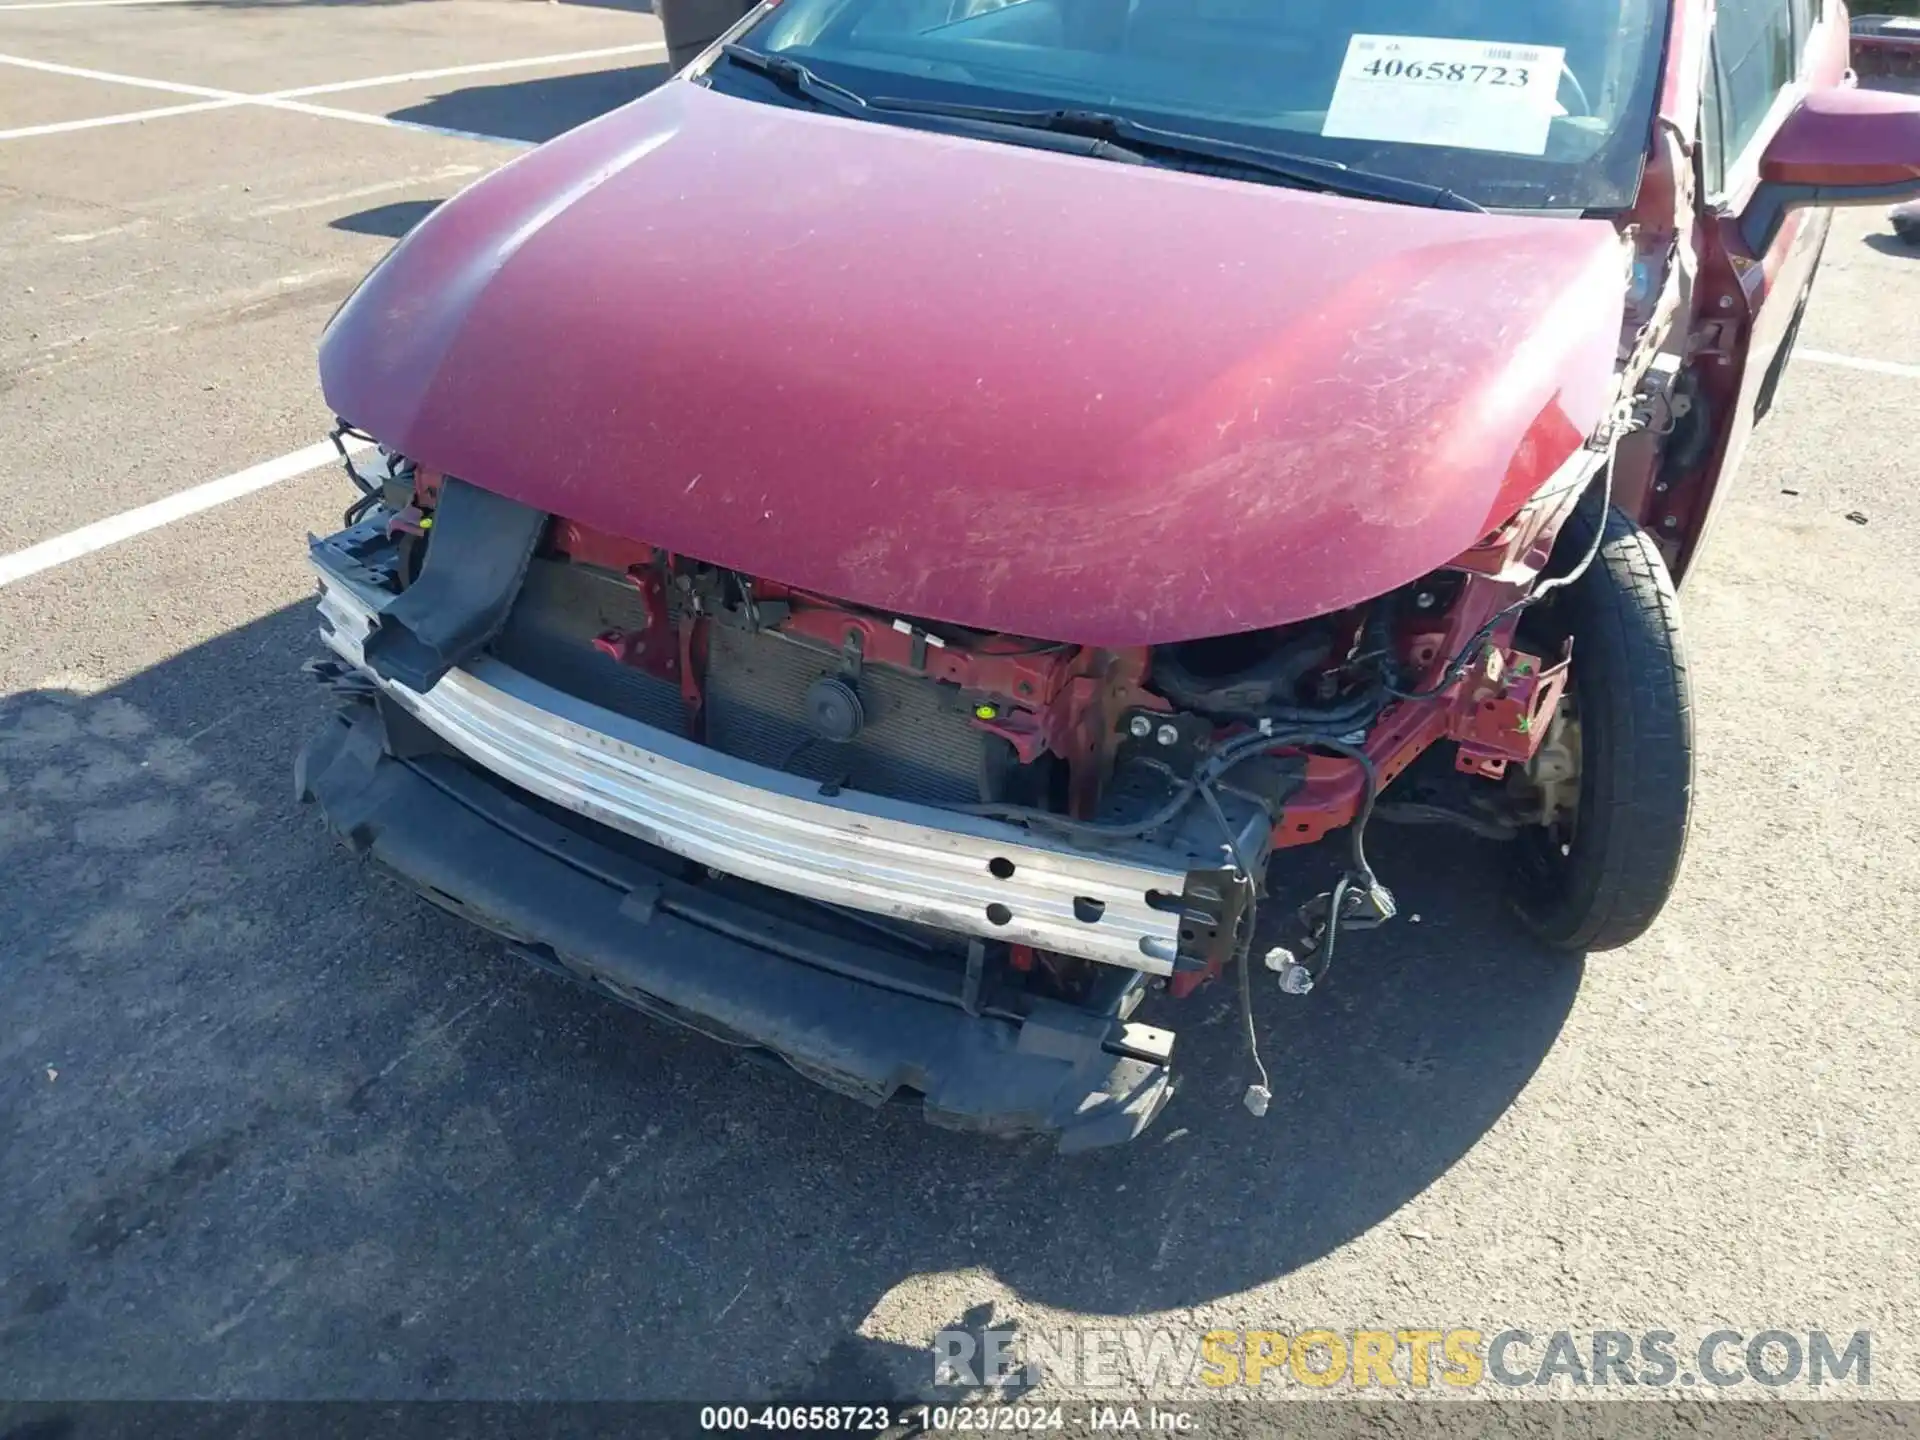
xmin=321 ymin=80 xmax=1627 ymax=647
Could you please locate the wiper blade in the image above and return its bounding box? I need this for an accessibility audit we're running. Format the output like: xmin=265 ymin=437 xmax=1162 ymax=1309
xmin=867 ymin=99 xmax=1484 ymax=212
xmin=715 ymin=43 xmax=871 ymax=116
xmin=712 ymin=48 xmax=1149 ymax=167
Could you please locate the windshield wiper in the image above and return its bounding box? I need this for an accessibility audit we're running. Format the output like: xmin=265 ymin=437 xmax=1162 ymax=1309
xmin=710 ymin=46 xmax=1152 ymax=167
xmin=865 ymin=100 xmax=1485 ymax=212
xmin=715 ymin=43 xmax=872 ymax=116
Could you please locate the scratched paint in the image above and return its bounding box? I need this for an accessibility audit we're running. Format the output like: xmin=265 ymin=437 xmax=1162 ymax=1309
xmin=322 ymin=82 xmax=1623 ymax=647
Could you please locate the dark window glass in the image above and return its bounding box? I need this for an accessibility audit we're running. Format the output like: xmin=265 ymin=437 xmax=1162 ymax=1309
xmin=1699 ymin=35 xmax=1726 ymax=195
xmin=726 ymin=0 xmax=1673 ymax=211
xmin=1790 ymin=0 xmax=1821 ymax=49
xmin=1714 ymin=0 xmax=1797 ymax=159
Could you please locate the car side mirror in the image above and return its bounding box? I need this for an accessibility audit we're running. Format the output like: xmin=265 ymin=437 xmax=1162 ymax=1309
xmin=1744 ymin=86 xmax=1920 ymax=250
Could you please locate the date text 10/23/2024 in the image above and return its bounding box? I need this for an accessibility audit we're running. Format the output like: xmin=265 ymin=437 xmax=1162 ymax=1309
xmin=697 ymin=1405 xmax=1190 ymax=1432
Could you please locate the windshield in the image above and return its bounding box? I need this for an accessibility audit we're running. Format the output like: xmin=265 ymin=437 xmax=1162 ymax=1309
xmin=728 ymin=0 xmax=1672 ymax=211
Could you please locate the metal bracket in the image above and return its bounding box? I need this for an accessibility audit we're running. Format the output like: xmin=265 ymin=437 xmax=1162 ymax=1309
xmin=961 ymin=938 xmax=987 ymax=1016
xmin=1450 ymin=645 xmax=1571 ymax=780
xmin=1173 ymin=867 xmax=1256 ymax=977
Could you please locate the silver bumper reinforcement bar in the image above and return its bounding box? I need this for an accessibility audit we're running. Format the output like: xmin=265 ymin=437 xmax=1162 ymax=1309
xmin=312 ymin=549 xmax=1205 ymax=974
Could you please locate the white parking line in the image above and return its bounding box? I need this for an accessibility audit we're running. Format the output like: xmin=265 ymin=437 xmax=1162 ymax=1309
xmin=269 ymin=44 xmax=668 ymax=98
xmin=0 ymin=93 xmax=527 ymax=147
xmin=0 ymin=439 xmax=374 ymax=589
xmin=0 ymin=0 xmax=199 ymax=10
xmin=0 ymin=50 xmax=235 ymax=97
xmin=0 ymin=96 xmax=243 ymax=140
xmin=249 ymin=95 xmax=539 ymax=148
xmin=0 ymin=42 xmax=667 ymax=144
xmin=55 ymin=217 xmax=147 ymax=242
xmin=1800 ymin=349 xmax=1920 ymax=381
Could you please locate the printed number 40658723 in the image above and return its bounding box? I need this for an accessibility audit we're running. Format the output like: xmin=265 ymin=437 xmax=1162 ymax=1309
xmin=1361 ymin=59 xmax=1533 ymax=88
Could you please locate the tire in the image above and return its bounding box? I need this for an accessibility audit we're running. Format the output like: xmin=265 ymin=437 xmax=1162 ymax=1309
xmin=1509 ymin=501 xmax=1693 ymax=951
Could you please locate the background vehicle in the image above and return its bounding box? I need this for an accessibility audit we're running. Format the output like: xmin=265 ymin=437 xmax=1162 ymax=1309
xmin=1895 ymin=196 xmax=1920 ymax=241
xmin=655 ymin=0 xmax=755 ymax=70
xmin=1851 ymin=11 xmax=1920 ymax=82
xmin=300 ymin=0 xmax=1920 ymax=1147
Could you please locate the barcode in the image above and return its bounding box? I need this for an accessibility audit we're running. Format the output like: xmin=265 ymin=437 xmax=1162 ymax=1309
xmin=1483 ymin=46 xmax=1542 ymax=61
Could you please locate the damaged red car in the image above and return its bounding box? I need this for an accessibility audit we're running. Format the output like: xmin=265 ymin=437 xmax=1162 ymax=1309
xmin=300 ymin=0 xmax=1920 ymax=1148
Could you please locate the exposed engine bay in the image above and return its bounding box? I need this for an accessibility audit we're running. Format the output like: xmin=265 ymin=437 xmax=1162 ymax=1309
xmin=307 ymin=433 xmax=1607 ymax=1127
xmin=283 ymin=0 xmax=1831 ymax=1148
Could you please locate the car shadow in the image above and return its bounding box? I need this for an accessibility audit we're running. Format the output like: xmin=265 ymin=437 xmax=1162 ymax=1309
xmin=387 ymin=63 xmax=672 ymax=146
xmin=331 ymin=199 xmax=443 ymax=239
xmin=1863 ymin=230 xmax=1920 ymax=258
xmin=0 ymin=605 xmax=1580 ymax=1399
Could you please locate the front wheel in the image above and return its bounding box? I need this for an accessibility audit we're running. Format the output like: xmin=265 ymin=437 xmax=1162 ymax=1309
xmin=1508 ymin=502 xmax=1693 ymax=951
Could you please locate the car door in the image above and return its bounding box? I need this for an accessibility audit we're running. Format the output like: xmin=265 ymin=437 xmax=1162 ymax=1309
xmin=1706 ymin=0 xmax=1852 ymax=421
xmin=1669 ymin=0 xmax=1850 ymax=572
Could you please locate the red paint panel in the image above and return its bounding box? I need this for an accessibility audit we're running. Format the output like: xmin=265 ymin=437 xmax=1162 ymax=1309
xmin=322 ymin=81 xmax=1627 ymax=646
xmin=1760 ymin=86 xmax=1920 ymax=189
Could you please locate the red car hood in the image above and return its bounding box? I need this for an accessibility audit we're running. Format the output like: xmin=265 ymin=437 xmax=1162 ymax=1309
xmin=321 ymin=80 xmax=1627 ymax=646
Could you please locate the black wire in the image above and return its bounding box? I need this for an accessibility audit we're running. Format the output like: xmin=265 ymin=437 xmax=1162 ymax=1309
xmin=1382 ymin=596 xmax=1529 ymax=703
xmin=1385 ymin=451 xmax=1616 ymax=703
xmin=977 ymin=639 xmax=1078 ymax=658
xmin=1237 ymin=907 xmax=1271 ymax=1106
xmin=960 ymin=722 xmax=1375 ymax=841
xmin=968 ymin=725 xmax=1386 ymax=1009
xmin=1374 ymin=801 xmax=1518 ymax=842
xmin=973 ymin=454 xmax=1610 ymax=838
xmin=1203 ymin=732 xmax=1379 ymax=1097
xmin=330 ymin=419 xmax=380 ymax=499
xmin=1246 ymin=681 xmax=1386 ymax=730
xmin=1307 ymin=874 xmax=1356 ymax=987
xmin=1289 ymin=734 xmax=1380 ymax=885
xmin=1281 ymin=737 xmax=1382 ymax=991
xmin=343 ymin=491 xmax=380 ymax=528
xmin=1199 ymin=781 xmax=1255 ymax=876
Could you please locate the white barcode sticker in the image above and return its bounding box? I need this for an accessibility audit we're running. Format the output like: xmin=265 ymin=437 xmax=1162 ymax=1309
xmin=1323 ymin=34 xmax=1567 ymax=156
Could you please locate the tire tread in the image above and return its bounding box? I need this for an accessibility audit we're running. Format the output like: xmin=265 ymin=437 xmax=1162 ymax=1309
xmin=1514 ymin=504 xmax=1693 ymax=952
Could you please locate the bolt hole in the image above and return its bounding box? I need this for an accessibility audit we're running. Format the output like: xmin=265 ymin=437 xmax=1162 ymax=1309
xmin=1144 ymin=889 xmax=1182 ymax=913
xmin=985 ymin=903 xmax=1012 ymax=926
xmin=1072 ymin=896 xmax=1106 ymax=924
xmin=987 ymin=857 xmax=1015 ymax=880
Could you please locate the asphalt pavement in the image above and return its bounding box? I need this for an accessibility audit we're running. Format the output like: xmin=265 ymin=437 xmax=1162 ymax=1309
xmin=1 ymin=0 xmax=1917 ymax=1406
